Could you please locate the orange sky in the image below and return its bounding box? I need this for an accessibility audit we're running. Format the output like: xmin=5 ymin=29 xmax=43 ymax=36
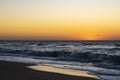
xmin=0 ymin=0 xmax=120 ymax=40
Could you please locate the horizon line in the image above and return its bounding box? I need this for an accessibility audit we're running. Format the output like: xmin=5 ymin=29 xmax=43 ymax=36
xmin=0 ymin=39 xmax=120 ymax=41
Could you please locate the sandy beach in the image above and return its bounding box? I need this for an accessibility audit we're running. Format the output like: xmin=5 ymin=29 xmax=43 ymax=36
xmin=0 ymin=61 xmax=99 ymax=80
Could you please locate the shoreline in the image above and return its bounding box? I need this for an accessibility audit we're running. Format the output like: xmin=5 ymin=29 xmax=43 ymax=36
xmin=28 ymin=65 xmax=99 ymax=79
xmin=0 ymin=60 xmax=100 ymax=80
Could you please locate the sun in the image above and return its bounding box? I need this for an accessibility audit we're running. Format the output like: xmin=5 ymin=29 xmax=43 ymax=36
xmin=81 ymin=34 xmax=101 ymax=40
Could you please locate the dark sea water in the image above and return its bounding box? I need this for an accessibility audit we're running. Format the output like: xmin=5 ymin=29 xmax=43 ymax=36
xmin=0 ymin=40 xmax=120 ymax=80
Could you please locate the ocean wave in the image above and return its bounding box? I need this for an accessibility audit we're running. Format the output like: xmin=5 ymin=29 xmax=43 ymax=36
xmin=0 ymin=47 xmax=120 ymax=65
xmin=0 ymin=41 xmax=120 ymax=80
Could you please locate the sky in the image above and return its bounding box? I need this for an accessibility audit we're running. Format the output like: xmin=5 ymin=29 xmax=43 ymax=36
xmin=0 ymin=0 xmax=120 ymax=40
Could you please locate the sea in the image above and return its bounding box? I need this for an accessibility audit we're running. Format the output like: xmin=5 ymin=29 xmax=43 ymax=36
xmin=0 ymin=40 xmax=120 ymax=80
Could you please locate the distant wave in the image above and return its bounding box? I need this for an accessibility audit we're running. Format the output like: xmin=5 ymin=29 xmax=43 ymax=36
xmin=0 ymin=47 xmax=120 ymax=65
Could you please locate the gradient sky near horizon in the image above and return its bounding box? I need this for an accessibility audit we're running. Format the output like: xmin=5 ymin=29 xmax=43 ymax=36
xmin=0 ymin=0 xmax=120 ymax=40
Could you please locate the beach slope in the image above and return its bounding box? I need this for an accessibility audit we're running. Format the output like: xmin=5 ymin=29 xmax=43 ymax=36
xmin=0 ymin=61 xmax=99 ymax=80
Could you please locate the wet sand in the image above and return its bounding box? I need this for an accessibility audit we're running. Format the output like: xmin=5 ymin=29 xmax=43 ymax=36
xmin=29 ymin=65 xmax=99 ymax=79
xmin=0 ymin=61 xmax=99 ymax=80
